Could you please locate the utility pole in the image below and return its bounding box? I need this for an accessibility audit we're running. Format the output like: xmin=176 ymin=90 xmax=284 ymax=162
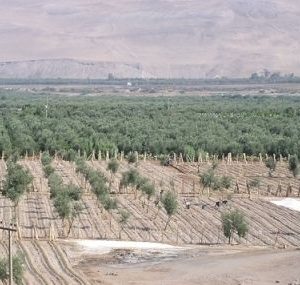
xmin=0 ymin=222 xmax=17 ymax=285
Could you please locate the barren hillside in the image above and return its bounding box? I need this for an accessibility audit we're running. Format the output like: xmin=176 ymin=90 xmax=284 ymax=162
xmin=0 ymin=0 xmax=300 ymax=78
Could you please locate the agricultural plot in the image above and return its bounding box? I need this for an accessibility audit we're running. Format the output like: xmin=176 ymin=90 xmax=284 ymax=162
xmin=0 ymin=157 xmax=299 ymax=284
xmin=0 ymin=158 xmax=299 ymax=246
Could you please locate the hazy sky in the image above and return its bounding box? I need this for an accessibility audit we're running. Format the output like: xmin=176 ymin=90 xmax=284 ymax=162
xmin=0 ymin=0 xmax=300 ymax=76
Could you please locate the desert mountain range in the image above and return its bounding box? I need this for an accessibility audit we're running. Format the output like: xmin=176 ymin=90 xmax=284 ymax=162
xmin=0 ymin=0 xmax=299 ymax=79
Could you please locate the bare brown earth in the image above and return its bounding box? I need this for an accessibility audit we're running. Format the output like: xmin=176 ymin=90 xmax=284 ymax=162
xmin=73 ymin=246 xmax=300 ymax=285
xmin=0 ymin=157 xmax=300 ymax=284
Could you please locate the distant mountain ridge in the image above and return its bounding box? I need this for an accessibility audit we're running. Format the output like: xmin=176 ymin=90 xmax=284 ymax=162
xmin=0 ymin=59 xmax=146 ymax=79
xmin=0 ymin=59 xmax=224 ymax=79
xmin=0 ymin=1 xmax=300 ymax=78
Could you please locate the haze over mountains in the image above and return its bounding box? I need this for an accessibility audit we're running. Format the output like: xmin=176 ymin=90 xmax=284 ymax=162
xmin=0 ymin=0 xmax=300 ymax=79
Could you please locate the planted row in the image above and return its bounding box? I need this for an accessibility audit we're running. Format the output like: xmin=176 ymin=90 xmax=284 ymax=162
xmin=41 ymin=152 xmax=83 ymax=236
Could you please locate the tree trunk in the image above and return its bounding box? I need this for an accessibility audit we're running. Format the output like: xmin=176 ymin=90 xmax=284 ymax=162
xmin=164 ymin=217 xmax=171 ymax=231
xmin=67 ymin=218 xmax=74 ymax=237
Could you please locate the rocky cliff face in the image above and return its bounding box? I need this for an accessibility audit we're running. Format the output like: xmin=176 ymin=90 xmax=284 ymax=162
xmin=0 ymin=0 xmax=299 ymax=78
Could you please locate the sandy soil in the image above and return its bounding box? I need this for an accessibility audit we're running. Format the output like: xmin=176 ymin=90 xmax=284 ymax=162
xmin=69 ymin=243 xmax=300 ymax=285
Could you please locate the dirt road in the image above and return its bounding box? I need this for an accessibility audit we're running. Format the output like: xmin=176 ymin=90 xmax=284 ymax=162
xmin=76 ymin=246 xmax=300 ymax=285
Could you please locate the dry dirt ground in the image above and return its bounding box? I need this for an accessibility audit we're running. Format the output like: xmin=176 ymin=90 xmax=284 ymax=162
xmin=70 ymin=244 xmax=300 ymax=285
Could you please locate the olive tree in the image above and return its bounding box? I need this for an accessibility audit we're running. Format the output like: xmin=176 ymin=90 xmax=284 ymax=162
xmin=265 ymin=157 xmax=276 ymax=177
xmin=288 ymin=155 xmax=299 ymax=178
xmin=162 ymin=191 xmax=178 ymax=230
xmin=141 ymin=183 xmax=155 ymax=212
xmin=103 ymin=196 xmax=118 ymax=229
xmin=54 ymin=190 xmax=83 ymax=237
xmin=3 ymin=161 xmax=33 ymax=221
xmin=118 ymin=209 xmax=130 ymax=239
xmin=221 ymin=209 xmax=248 ymax=244
xmin=120 ymin=169 xmax=140 ymax=197
xmin=200 ymin=169 xmax=218 ymax=197
xmin=107 ymin=159 xmax=119 ymax=186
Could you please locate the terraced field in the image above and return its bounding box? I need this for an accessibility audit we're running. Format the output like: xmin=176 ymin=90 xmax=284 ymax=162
xmin=0 ymin=157 xmax=300 ymax=284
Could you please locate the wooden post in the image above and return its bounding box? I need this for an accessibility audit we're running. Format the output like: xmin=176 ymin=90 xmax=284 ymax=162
xmin=286 ymin=183 xmax=292 ymax=197
xmin=205 ymin=153 xmax=209 ymax=163
xmin=98 ymin=151 xmax=102 ymax=160
xmin=243 ymin=153 xmax=247 ymax=164
xmin=267 ymin=184 xmax=271 ymax=196
xmin=92 ymin=150 xmax=95 ymax=161
xmin=143 ymin=152 xmax=147 ymax=162
xmin=120 ymin=151 xmax=124 ymax=162
xmin=179 ymin=153 xmax=183 ymax=163
xmin=273 ymin=154 xmax=276 ymax=162
xmin=276 ymin=183 xmax=282 ymax=197
xmin=198 ymin=153 xmax=202 ymax=163
xmin=114 ymin=150 xmax=117 ymax=160
xmin=259 ymin=153 xmax=262 ymax=164
xmin=279 ymin=154 xmax=283 ymax=163
xmin=135 ymin=151 xmax=139 ymax=162
xmin=106 ymin=151 xmax=109 ymax=161
xmin=227 ymin=153 xmax=232 ymax=165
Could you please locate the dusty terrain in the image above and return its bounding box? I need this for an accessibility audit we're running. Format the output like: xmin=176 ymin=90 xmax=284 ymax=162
xmin=71 ymin=244 xmax=300 ymax=285
xmin=1 ymin=1 xmax=300 ymax=78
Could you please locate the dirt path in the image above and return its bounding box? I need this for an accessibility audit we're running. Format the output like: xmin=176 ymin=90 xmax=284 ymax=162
xmin=77 ymin=247 xmax=300 ymax=285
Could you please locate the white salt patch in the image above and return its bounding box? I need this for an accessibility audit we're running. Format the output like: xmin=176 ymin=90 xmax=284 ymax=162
xmin=73 ymin=240 xmax=182 ymax=254
xmin=271 ymin=198 xmax=300 ymax=212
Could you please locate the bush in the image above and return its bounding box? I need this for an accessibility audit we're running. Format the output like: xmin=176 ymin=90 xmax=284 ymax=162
xmin=43 ymin=164 xmax=55 ymax=177
xmin=162 ymin=191 xmax=178 ymax=230
xmin=265 ymin=157 xmax=276 ymax=176
xmin=127 ymin=152 xmax=137 ymax=164
xmin=41 ymin=152 xmax=52 ymax=166
xmin=288 ymin=155 xmax=299 ymax=177
xmin=221 ymin=209 xmax=248 ymax=244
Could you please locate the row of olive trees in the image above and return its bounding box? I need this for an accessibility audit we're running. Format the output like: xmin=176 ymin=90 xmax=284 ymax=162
xmin=265 ymin=154 xmax=299 ymax=178
xmin=41 ymin=152 xmax=83 ymax=236
xmin=1 ymin=156 xmax=31 ymax=284
xmin=2 ymin=156 xmax=33 ymax=223
xmin=200 ymin=163 xmax=232 ymax=197
xmin=120 ymin=168 xmax=178 ymax=230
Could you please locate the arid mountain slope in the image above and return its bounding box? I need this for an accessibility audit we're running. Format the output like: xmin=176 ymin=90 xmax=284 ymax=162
xmin=0 ymin=0 xmax=299 ymax=78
